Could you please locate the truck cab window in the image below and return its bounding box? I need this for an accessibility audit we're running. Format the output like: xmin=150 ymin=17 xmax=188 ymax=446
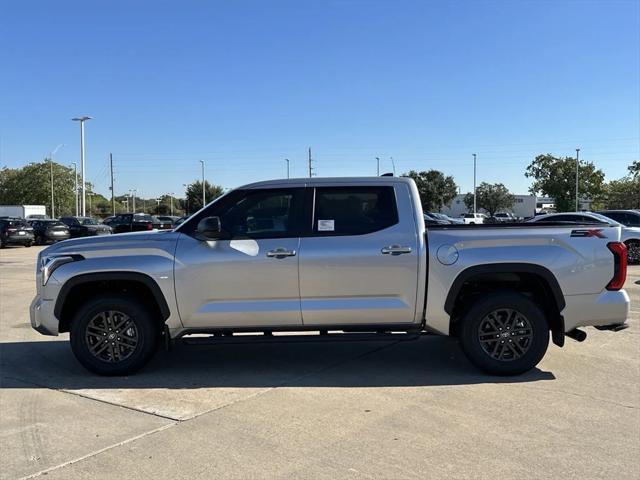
xmin=312 ymin=186 xmax=398 ymax=236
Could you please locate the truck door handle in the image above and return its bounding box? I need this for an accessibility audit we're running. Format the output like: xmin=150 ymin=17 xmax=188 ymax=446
xmin=381 ymin=245 xmax=412 ymax=255
xmin=266 ymin=248 xmax=297 ymax=258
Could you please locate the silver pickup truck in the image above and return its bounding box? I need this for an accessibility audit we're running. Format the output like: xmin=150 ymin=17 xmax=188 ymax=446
xmin=30 ymin=177 xmax=630 ymax=376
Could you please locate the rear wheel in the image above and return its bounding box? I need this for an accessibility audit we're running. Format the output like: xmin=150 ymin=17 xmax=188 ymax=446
xmin=626 ymin=240 xmax=640 ymax=265
xmin=458 ymin=292 xmax=549 ymax=375
xmin=24 ymin=242 xmax=32 ymax=247
xmin=70 ymin=296 xmax=159 ymax=376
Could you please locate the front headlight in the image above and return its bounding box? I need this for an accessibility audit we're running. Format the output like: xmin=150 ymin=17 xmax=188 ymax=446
xmin=39 ymin=255 xmax=83 ymax=286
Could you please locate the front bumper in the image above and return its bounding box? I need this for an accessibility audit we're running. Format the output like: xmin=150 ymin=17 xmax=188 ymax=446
xmin=30 ymin=295 xmax=59 ymax=336
xmin=563 ymin=290 xmax=630 ymax=332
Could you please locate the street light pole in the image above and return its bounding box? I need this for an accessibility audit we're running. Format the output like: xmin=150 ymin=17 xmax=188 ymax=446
xmin=129 ymin=189 xmax=137 ymax=212
xmin=200 ymin=160 xmax=206 ymax=206
xmin=72 ymin=116 xmax=92 ymax=216
xmin=575 ymin=148 xmax=580 ymax=212
xmin=472 ymin=153 xmax=477 ymax=214
xmin=71 ymin=162 xmax=78 ymax=216
xmin=376 ymin=157 xmax=380 ymax=176
xmin=169 ymin=193 xmax=175 ymax=216
xmin=390 ymin=156 xmax=396 ymax=176
xmin=285 ymin=158 xmax=290 ymax=179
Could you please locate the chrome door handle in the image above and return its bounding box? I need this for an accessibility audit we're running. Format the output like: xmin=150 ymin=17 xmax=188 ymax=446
xmin=266 ymin=248 xmax=297 ymax=258
xmin=381 ymin=245 xmax=412 ymax=255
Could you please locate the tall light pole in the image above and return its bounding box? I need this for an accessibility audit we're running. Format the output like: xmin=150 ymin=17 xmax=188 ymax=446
xmin=72 ymin=116 xmax=92 ymax=216
xmin=48 ymin=144 xmax=64 ymax=218
xmin=285 ymin=158 xmax=290 ymax=179
xmin=129 ymin=189 xmax=137 ymax=212
xmin=472 ymin=154 xmax=477 ymax=214
xmin=169 ymin=193 xmax=175 ymax=216
xmin=376 ymin=157 xmax=380 ymax=176
xmin=183 ymin=183 xmax=190 ymax=214
xmin=71 ymin=162 xmax=78 ymax=216
xmin=575 ymin=148 xmax=580 ymax=212
xmin=199 ymin=160 xmax=206 ymax=206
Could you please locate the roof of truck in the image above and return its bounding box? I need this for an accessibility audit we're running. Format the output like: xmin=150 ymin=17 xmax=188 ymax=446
xmin=242 ymin=176 xmax=415 ymax=189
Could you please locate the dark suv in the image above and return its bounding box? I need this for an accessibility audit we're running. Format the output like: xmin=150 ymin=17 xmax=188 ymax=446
xmin=59 ymin=216 xmax=112 ymax=238
xmin=29 ymin=220 xmax=70 ymax=245
xmin=0 ymin=218 xmax=34 ymax=248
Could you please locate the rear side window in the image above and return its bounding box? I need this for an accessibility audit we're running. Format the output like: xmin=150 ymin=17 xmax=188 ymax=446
xmin=312 ymin=186 xmax=398 ymax=236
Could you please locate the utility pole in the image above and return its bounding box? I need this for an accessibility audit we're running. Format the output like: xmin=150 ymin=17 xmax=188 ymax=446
xmin=109 ymin=153 xmax=115 ymax=215
xmin=71 ymin=162 xmax=78 ymax=216
xmin=376 ymin=157 xmax=380 ymax=176
xmin=49 ymin=158 xmax=54 ymax=218
xmin=200 ymin=160 xmax=206 ymax=206
xmin=169 ymin=193 xmax=175 ymax=216
xmin=285 ymin=158 xmax=290 ymax=179
xmin=472 ymin=153 xmax=477 ymax=214
xmin=72 ymin=116 xmax=92 ymax=216
xmin=575 ymin=148 xmax=580 ymax=212
xmin=129 ymin=189 xmax=137 ymax=212
xmin=308 ymin=148 xmax=313 ymax=178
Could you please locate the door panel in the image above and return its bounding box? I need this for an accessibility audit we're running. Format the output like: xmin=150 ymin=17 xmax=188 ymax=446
xmin=298 ymin=184 xmax=419 ymax=326
xmin=174 ymin=187 xmax=304 ymax=329
xmin=174 ymin=235 xmax=301 ymax=328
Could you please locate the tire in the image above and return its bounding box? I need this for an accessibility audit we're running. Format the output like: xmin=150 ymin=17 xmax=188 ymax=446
xmin=625 ymin=240 xmax=640 ymax=265
xmin=458 ymin=292 xmax=549 ymax=376
xmin=24 ymin=242 xmax=32 ymax=247
xmin=70 ymin=295 xmax=159 ymax=376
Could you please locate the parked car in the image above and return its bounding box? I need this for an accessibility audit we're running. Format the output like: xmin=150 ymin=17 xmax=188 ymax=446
xmin=59 ymin=216 xmax=113 ymax=238
xmin=156 ymin=215 xmax=180 ymax=225
xmin=494 ymin=212 xmax=517 ymax=223
xmin=596 ymin=210 xmax=640 ymax=227
xmin=174 ymin=216 xmax=189 ymax=226
xmin=0 ymin=218 xmax=34 ymax=248
xmin=423 ymin=212 xmax=450 ymax=225
xmin=527 ymin=211 xmax=640 ymax=264
xmin=31 ymin=177 xmax=629 ymax=376
xmin=28 ymin=220 xmax=70 ymax=245
xmin=101 ymin=216 xmax=116 ymax=225
xmin=108 ymin=213 xmax=173 ymax=234
xmin=462 ymin=213 xmax=487 ymax=224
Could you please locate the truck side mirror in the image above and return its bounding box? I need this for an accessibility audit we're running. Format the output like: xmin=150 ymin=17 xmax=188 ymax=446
xmin=196 ymin=216 xmax=222 ymax=240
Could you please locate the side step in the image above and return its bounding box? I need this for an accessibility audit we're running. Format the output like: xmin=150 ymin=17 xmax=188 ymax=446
xmin=180 ymin=331 xmax=424 ymax=346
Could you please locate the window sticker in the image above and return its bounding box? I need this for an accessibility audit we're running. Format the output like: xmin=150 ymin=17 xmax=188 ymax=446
xmin=317 ymin=219 xmax=335 ymax=231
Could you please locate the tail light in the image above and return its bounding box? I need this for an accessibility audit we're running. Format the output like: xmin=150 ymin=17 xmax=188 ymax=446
xmin=606 ymin=242 xmax=627 ymax=291
xmin=146 ymin=222 xmax=153 ymax=230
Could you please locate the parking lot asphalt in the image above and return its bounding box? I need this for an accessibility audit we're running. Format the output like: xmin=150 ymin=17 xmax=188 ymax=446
xmin=1 ymin=245 xmax=638 ymax=480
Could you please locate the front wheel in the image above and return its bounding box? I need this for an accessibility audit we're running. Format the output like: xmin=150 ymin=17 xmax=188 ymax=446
xmin=70 ymin=296 xmax=159 ymax=376
xmin=459 ymin=292 xmax=549 ymax=375
xmin=626 ymin=240 xmax=640 ymax=265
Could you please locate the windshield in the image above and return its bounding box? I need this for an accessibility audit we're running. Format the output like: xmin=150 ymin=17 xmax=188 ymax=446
xmin=79 ymin=218 xmax=98 ymax=225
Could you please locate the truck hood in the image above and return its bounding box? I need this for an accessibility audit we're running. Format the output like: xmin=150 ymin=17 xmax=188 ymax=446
xmin=41 ymin=229 xmax=180 ymax=257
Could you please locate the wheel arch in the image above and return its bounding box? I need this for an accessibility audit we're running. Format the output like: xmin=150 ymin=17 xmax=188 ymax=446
xmin=444 ymin=263 xmax=566 ymax=347
xmin=55 ymin=272 xmax=171 ymax=333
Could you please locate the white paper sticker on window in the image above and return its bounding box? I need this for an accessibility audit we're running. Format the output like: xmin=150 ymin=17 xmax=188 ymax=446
xmin=318 ymin=219 xmax=335 ymax=231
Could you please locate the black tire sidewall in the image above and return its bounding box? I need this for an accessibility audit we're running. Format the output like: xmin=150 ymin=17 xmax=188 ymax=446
xmin=70 ymin=296 xmax=158 ymax=376
xmin=459 ymin=292 xmax=550 ymax=376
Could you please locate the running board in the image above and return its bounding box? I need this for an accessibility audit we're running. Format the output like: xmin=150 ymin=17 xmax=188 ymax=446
xmin=180 ymin=331 xmax=425 ymax=346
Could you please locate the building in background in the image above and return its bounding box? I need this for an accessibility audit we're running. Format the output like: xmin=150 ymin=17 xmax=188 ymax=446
xmin=440 ymin=195 xmax=537 ymax=219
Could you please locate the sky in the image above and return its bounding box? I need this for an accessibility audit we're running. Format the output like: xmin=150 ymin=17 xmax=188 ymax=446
xmin=0 ymin=0 xmax=638 ymax=199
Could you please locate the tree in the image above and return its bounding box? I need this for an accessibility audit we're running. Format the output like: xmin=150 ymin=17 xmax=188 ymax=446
xmin=403 ymin=170 xmax=458 ymax=212
xmin=0 ymin=161 xmax=82 ymax=217
xmin=462 ymin=182 xmax=515 ymax=217
xmin=629 ymin=160 xmax=640 ymax=179
xmin=525 ymin=154 xmax=605 ymax=212
xmin=184 ymin=180 xmax=224 ymax=212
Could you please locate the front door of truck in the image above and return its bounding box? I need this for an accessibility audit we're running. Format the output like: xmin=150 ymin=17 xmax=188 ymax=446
xmin=174 ymin=187 xmax=304 ymax=328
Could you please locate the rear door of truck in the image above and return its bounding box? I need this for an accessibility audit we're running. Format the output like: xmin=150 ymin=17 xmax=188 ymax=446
xmin=297 ymin=181 xmax=420 ymax=326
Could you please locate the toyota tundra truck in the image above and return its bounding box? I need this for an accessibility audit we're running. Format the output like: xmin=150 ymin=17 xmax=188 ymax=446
xmin=30 ymin=177 xmax=630 ymax=376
